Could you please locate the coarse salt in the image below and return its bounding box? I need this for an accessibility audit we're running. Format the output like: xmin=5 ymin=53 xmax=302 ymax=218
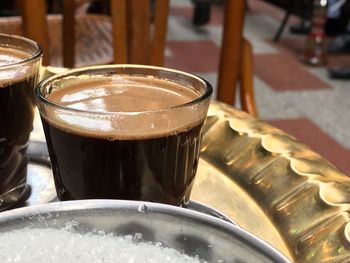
xmin=0 ymin=227 xmax=204 ymax=263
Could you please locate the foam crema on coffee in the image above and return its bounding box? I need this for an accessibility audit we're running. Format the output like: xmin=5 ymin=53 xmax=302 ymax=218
xmin=0 ymin=47 xmax=34 ymax=87
xmin=42 ymin=75 xmax=208 ymax=140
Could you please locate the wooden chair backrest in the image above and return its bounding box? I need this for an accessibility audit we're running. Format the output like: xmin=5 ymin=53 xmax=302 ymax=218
xmin=18 ymin=0 xmax=50 ymax=65
xmin=61 ymin=0 xmax=169 ymax=67
xmin=111 ymin=0 xmax=170 ymax=65
xmin=19 ymin=0 xmax=169 ymax=67
xmin=18 ymin=0 xmax=257 ymax=116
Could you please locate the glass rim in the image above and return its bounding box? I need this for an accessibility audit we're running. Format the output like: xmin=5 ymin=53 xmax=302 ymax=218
xmin=0 ymin=33 xmax=43 ymax=69
xmin=36 ymin=64 xmax=213 ymax=116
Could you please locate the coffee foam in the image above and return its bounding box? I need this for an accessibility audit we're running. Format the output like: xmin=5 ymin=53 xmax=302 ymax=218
xmin=43 ymin=75 xmax=208 ymax=140
xmin=0 ymin=47 xmax=35 ymax=87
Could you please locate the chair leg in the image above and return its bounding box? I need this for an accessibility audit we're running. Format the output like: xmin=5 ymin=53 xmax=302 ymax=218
xmin=240 ymin=39 xmax=258 ymax=117
xmin=273 ymin=0 xmax=296 ymax=42
xmin=62 ymin=0 xmax=76 ymax=68
xmin=19 ymin=0 xmax=50 ymax=65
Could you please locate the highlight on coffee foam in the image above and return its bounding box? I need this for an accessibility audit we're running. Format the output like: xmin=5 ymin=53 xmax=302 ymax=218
xmin=0 ymin=47 xmax=35 ymax=87
xmin=41 ymin=75 xmax=209 ymax=140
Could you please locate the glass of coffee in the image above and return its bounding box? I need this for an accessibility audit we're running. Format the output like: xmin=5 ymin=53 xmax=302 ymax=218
xmin=36 ymin=65 xmax=212 ymax=206
xmin=0 ymin=34 xmax=43 ymax=210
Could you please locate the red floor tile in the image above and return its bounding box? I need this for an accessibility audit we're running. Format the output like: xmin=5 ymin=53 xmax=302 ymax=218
xmin=268 ymin=36 xmax=306 ymax=58
xmin=207 ymin=5 xmax=224 ymax=26
xmin=254 ymin=53 xmax=332 ymax=91
xmin=165 ymin=40 xmax=220 ymax=73
xmin=268 ymin=118 xmax=350 ymax=175
xmin=272 ymin=37 xmax=350 ymax=72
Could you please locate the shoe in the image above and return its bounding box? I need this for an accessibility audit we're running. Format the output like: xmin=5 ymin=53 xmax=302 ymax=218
xmin=328 ymin=67 xmax=350 ymax=79
xmin=328 ymin=32 xmax=350 ymax=54
xmin=193 ymin=2 xmax=211 ymax=26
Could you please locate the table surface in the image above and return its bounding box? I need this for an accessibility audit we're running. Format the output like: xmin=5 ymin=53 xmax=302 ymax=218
xmin=31 ymin=67 xmax=350 ymax=263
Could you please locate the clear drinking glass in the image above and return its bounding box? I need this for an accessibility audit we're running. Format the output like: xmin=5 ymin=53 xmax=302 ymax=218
xmin=36 ymin=65 xmax=212 ymax=206
xmin=0 ymin=34 xmax=43 ymax=210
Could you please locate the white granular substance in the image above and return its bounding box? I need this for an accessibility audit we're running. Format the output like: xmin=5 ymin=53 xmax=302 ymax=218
xmin=0 ymin=227 xmax=203 ymax=263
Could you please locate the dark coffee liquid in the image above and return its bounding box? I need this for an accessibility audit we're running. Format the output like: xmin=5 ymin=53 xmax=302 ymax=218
xmin=0 ymin=49 xmax=36 ymax=194
xmin=42 ymin=76 xmax=205 ymax=205
xmin=42 ymin=120 xmax=202 ymax=204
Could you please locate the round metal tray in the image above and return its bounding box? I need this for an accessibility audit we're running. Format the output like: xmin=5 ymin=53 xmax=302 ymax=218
xmin=0 ymin=200 xmax=289 ymax=262
xmin=191 ymin=102 xmax=350 ymax=263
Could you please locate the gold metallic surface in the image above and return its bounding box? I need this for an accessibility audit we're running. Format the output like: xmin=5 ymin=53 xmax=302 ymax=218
xmin=38 ymin=67 xmax=350 ymax=262
xmin=192 ymin=102 xmax=350 ymax=263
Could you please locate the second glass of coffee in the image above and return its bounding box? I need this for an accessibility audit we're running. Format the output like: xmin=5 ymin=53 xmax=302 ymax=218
xmin=36 ymin=65 xmax=212 ymax=206
xmin=0 ymin=34 xmax=42 ymax=210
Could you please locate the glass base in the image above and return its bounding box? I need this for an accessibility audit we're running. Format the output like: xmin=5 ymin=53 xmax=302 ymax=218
xmin=0 ymin=183 xmax=31 ymax=212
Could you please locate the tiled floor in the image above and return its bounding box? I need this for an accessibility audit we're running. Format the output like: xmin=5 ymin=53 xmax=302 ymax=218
xmin=165 ymin=0 xmax=350 ymax=175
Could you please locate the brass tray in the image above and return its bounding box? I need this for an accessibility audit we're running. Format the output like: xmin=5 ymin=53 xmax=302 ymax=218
xmin=34 ymin=67 xmax=350 ymax=263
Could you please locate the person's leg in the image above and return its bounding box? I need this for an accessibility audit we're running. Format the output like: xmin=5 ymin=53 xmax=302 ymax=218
xmin=328 ymin=1 xmax=350 ymax=54
xmin=328 ymin=0 xmax=345 ymax=18
xmin=192 ymin=0 xmax=214 ymax=26
xmin=328 ymin=11 xmax=350 ymax=79
xmin=325 ymin=0 xmax=348 ymax=36
xmin=290 ymin=0 xmax=312 ymax=35
xmin=290 ymin=0 xmax=346 ymax=36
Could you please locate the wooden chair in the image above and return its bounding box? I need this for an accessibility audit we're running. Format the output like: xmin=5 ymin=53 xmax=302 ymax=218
xmin=18 ymin=0 xmax=50 ymax=65
xmin=16 ymin=0 xmax=257 ymax=116
xmin=218 ymin=0 xmax=257 ymax=117
xmin=18 ymin=0 xmax=169 ymax=68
